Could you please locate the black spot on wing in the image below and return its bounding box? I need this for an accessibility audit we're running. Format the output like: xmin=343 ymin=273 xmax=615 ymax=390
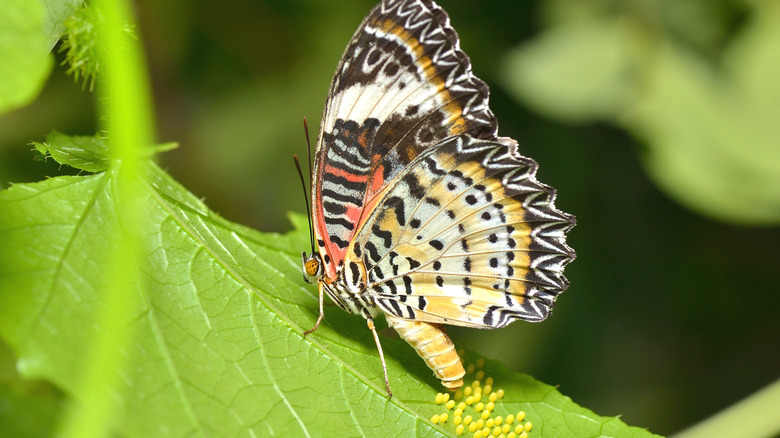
xmin=384 ymin=196 xmax=407 ymax=227
xmin=384 ymin=61 xmax=399 ymax=76
xmin=424 ymin=156 xmax=447 ymax=176
xmin=372 ymin=224 xmax=393 ymax=248
xmin=378 ymin=298 xmax=404 ymax=318
xmin=425 ymin=197 xmax=441 ymax=207
xmin=365 ymin=241 xmax=380 ymax=262
xmin=388 ymin=300 xmax=403 ymax=317
xmin=323 ymin=201 xmax=347 ymax=216
xmin=402 ymin=173 xmax=424 ymax=198
xmin=349 ymin=262 xmax=361 ymax=285
xmin=483 ymin=305 xmax=500 ymax=326
xmin=387 ymin=280 xmax=397 ymax=294
xmin=321 ymin=188 xmax=359 ymax=205
xmin=372 ymin=265 xmax=385 ymax=281
xmin=326 ymin=216 xmax=354 ymax=231
xmin=330 ymin=235 xmax=350 ymax=249
xmin=388 ymin=251 xmax=399 ymax=276
xmin=403 ymin=275 xmax=413 ymax=294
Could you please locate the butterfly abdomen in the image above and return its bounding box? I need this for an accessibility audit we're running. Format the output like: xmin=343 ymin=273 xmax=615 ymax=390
xmin=386 ymin=314 xmax=465 ymax=390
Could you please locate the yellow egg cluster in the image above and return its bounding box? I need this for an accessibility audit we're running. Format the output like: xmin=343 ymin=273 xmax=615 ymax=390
xmin=431 ymin=357 xmax=534 ymax=438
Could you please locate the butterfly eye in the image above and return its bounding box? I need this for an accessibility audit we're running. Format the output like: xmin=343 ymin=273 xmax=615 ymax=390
xmin=301 ymin=252 xmax=323 ymax=283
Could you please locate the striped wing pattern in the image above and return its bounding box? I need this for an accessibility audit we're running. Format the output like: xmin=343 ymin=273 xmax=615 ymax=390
xmin=312 ymin=0 xmax=497 ymax=279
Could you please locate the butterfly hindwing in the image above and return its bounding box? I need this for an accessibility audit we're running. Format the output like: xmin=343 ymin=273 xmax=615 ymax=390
xmin=346 ymin=135 xmax=576 ymax=328
xmin=313 ymin=0 xmax=498 ymax=278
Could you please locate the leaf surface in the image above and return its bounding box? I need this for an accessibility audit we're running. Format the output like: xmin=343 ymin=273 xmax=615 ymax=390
xmin=0 ymin=0 xmax=53 ymax=114
xmin=500 ymin=4 xmax=780 ymax=224
xmin=42 ymin=0 xmax=85 ymax=50
xmin=0 ymin=137 xmax=662 ymax=437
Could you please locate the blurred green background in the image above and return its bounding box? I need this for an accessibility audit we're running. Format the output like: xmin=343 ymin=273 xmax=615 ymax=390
xmin=1 ymin=0 xmax=778 ymax=436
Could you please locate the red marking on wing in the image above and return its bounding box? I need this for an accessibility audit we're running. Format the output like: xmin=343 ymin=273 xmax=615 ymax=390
xmin=325 ymin=165 xmax=367 ymax=183
xmin=316 ymin=162 xmax=371 ymax=279
xmin=367 ymin=162 xmax=386 ymax=200
xmin=312 ymin=202 xmax=336 ymax=279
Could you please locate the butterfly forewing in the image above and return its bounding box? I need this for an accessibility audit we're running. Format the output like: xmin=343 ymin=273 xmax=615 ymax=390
xmin=313 ymin=0 xmax=498 ymax=277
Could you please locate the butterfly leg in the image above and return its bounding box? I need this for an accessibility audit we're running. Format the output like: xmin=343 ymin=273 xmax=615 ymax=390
xmin=303 ymin=283 xmax=325 ymax=336
xmin=367 ymin=317 xmax=393 ymax=398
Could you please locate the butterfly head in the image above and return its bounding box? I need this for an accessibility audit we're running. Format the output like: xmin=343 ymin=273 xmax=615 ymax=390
xmin=301 ymin=251 xmax=324 ymax=284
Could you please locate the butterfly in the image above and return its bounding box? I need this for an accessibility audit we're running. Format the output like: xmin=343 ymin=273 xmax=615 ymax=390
xmin=300 ymin=0 xmax=575 ymax=398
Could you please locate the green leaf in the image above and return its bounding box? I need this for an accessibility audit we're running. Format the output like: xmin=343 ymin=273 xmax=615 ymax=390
xmin=501 ymin=17 xmax=635 ymax=123
xmin=0 ymin=154 xmax=661 ymax=437
xmin=33 ymin=131 xmax=111 ymax=172
xmin=32 ymin=131 xmax=178 ymax=172
xmin=43 ymin=0 xmax=85 ymax=50
xmin=628 ymin=36 xmax=780 ymax=225
xmin=0 ymin=0 xmax=53 ymax=115
xmin=500 ymin=2 xmax=780 ymax=225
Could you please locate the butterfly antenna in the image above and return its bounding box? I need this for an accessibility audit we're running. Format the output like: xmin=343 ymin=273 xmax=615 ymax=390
xmin=293 ymin=155 xmax=316 ymax=256
xmin=303 ymin=117 xmax=314 ymax=188
xmin=294 ymin=118 xmax=316 ymax=256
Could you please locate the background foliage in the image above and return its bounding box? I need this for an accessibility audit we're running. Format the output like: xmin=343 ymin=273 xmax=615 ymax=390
xmin=0 ymin=0 xmax=778 ymax=437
